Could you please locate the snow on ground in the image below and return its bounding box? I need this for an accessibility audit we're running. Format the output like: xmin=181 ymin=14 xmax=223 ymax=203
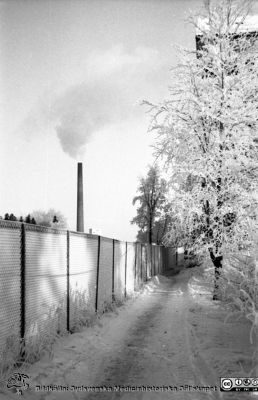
xmin=2 ymin=264 xmax=257 ymax=400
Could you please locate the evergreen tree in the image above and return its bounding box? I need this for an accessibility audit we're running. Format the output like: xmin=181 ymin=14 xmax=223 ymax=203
xmin=25 ymin=214 xmax=31 ymax=224
xmin=9 ymin=213 xmax=17 ymax=221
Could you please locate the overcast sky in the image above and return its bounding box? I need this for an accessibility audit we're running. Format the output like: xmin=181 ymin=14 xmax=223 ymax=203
xmin=1 ymin=0 xmax=257 ymax=241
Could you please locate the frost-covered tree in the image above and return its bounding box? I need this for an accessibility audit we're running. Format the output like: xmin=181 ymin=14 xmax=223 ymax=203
xmin=131 ymin=166 xmax=169 ymax=244
xmin=145 ymin=0 xmax=258 ymax=299
xmin=136 ymin=202 xmax=173 ymax=245
xmin=31 ymin=208 xmax=67 ymax=229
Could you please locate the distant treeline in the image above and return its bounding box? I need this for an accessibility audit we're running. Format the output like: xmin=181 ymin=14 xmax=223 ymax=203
xmin=0 ymin=213 xmax=59 ymax=226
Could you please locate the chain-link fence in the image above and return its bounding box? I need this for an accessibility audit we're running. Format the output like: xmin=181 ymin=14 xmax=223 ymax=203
xmin=0 ymin=219 xmax=178 ymax=356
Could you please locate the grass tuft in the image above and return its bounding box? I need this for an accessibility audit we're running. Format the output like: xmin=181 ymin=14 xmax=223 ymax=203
xmin=69 ymin=288 xmax=98 ymax=333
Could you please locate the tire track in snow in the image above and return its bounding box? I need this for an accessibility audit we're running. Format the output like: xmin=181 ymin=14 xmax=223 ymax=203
xmin=84 ymin=272 xmax=214 ymax=400
xmin=15 ymin=269 xmax=223 ymax=400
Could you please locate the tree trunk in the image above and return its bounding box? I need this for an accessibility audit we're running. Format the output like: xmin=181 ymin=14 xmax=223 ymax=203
xmin=148 ymin=229 xmax=152 ymax=244
xmin=209 ymin=250 xmax=223 ymax=300
xmin=203 ymin=176 xmax=224 ymax=300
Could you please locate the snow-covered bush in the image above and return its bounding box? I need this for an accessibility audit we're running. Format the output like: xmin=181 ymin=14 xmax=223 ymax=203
xmin=222 ymin=254 xmax=257 ymax=329
xmin=220 ymin=219 xmax=258 ymax=374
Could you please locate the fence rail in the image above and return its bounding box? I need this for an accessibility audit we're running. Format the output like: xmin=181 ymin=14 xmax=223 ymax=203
xmin=0 ymin=220 xmax=177 ymax=353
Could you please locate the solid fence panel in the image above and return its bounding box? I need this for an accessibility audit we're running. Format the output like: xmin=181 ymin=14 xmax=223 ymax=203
xmin=163 ymin=247 xmax=169 ymax=271
xmin=97 ymin=237 xmax=113 ymax=311
xmin=0 ymin=220 xmax=21 ymax=351
xmin=158 ymin=247 xmax=162 ymax=274
xmin=158 ymin=246 xmax=162 ymax=274
xmin=154 ymin=246 xmax=158 ymax=275
xmin=134 ymin=243 xmax=142 ymax=290
xmin=162 ymin=247 xmax=167 ymax=272
xmin=133 ymin=243 xmax=137 ymax=290
xmin=156 ymin=246 xmax=159 ymax=274
xmin=156 ymin=246 xmax=159 ymax=275
xmin=138 ymin=243 xmax=142 ymax=284
xmin=25 ymin=225 xmax=67 ymax=337
xmin=139 ymin=244 xmax=143 ymax=284
xmin=141 ymin=244 xmax=147 ymax=282
xmin=69 ymin=233 xmax=98 ymax=327
xmin=157 ymin=246 xmax=160 ymax=274
xmin=177 ymin=248 xmax=184 ymax=266
xmin=161 ymin=247 xmax=164 ymax=273
xmin=152 ymin=246 xmax=155 ymax=276
xmin=114 ymin=241 xmax=126 ymax=302
xmin=125 ymin=243 xmax=135 ymax=296
xmin=167 ymin=247 xmax=177 ymax=270
xmin=146 ymin=244 xmax=152 ymax=279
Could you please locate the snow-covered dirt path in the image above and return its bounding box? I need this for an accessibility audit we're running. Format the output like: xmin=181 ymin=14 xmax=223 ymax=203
xmin=3 ymin=266 xmax=256 ymax=400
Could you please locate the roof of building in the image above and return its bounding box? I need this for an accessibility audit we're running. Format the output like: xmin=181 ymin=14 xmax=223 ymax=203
xmin=196 ymin=15 xmax=258 ymax=36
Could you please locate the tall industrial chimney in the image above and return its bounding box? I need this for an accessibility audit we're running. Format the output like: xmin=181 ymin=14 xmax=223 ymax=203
xmin=77 ymin=162 xmax=84 ymax=232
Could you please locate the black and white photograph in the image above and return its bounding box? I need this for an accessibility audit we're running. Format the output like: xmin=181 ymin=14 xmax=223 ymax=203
xmin=0 ymin=0 xmax=258 ymax=398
